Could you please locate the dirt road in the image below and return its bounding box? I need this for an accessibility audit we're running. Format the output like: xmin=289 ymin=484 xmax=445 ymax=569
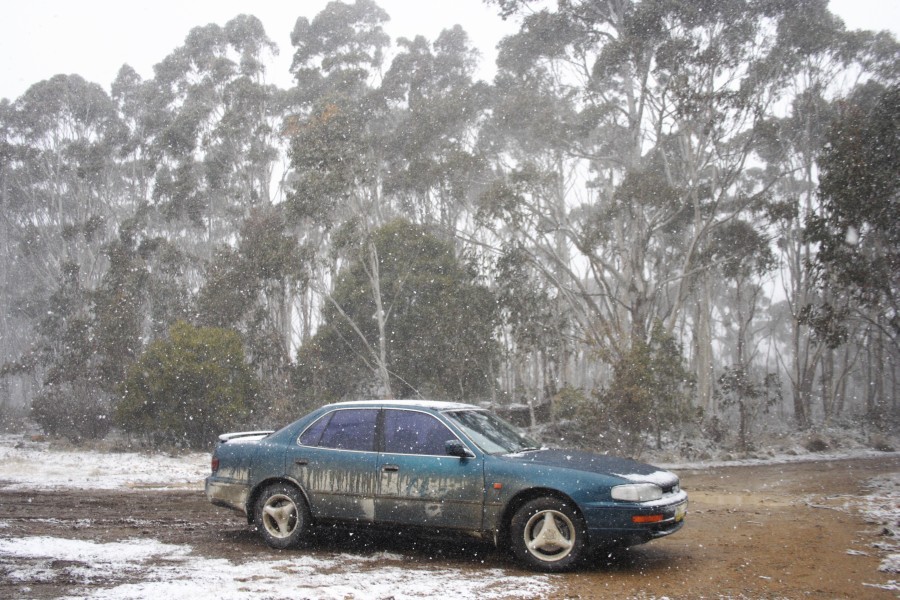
xmin=1 ymin=456 xmax=897 ymax=599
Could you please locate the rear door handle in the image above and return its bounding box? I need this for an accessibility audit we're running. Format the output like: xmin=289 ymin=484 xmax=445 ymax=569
xmin=382 ymin=464 xmax=399 ymax=472
xmin=294 ymin=459 xmax=309 ymax=466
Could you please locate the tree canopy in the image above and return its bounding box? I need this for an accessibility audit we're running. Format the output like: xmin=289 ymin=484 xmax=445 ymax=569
xmin=807 ymin=83 xmax=900 ymax=349
xmin=295 ymin=220 xmax=498 ymax=403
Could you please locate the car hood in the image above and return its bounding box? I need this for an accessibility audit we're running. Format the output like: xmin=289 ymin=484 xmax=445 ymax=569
xmin=501 ymin=449 xmax=678 ymax=487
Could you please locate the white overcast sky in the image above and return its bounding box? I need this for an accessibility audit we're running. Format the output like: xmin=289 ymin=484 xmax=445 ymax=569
xmin=0 ymin=0 xmax=897 ymax=102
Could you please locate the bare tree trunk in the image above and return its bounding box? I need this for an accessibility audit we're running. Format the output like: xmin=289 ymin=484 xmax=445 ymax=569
xmin=695 ymin=280 xmax=715 ymax=415
xmin=367 ymin=239 xmax=393 ymax=399
xmin=821 ymin=348 xmax=834 ymax=424
xmin=792 ymin=320 xmax=814 ymax=428
xmin=872 ymin=327 xmax=884 ymax=422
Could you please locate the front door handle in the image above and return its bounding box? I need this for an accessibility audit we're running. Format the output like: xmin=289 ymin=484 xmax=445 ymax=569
xmin=382 ymin=464 xmax=399 ymax=472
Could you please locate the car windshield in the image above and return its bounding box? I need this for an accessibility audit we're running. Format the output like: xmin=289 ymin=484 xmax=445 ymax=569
xmin=443 ymin=409 xmax=541 ymax=455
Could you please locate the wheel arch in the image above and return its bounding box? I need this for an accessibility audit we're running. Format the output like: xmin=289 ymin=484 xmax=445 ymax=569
xmin=246 ymin=477 xmax=310 ymax=524
xmin=497 ymin=487 xmax=586 ymax=546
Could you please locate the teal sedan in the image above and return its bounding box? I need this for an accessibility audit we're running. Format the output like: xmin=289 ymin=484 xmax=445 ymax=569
xmin=205 ymin=400 xmax=687 ymax=572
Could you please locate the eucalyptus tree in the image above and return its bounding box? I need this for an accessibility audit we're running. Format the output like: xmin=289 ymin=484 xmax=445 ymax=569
xmin=756 ymin=87 xmax=837 ymax=427
xmin=810 ymin=82 xmax=900 ymax=340
xmin=476 ymin=17 xmax=586 ymax=400
xmin=749 ymin=0 xmax=898 ymax=426
xmin=285 ymin=0 xmax=398 ymax=392
xmin=1 ymin=75 xmax=124 ymax=292
xmin=17 ymin=221 xmax=148 ymax=440
xmin=806 ymin=81 xmax=900 ymax=425
xmin=121 ymin=15 xmax=289 ymax=355
xmin=380 ymin=25 xmax=489 ymax=231
xmin=111 ymin=65 xmax=156 ymax=213
xmin=286 ymin=0 xmax=393 ymax=230
xmin=140 ymin=15 xmax=281 ymax=257
xmin=704 ymin=219 xmax=779 ymax=445
xmin=0 ymin=75 xmax=126 ymax=427
xmin=0 ymin=100 xmax=23 ymax=416
xmin=482 ymin=0 xmax=795 ymax=419
xmin=0 ymin=99 xmax=29 ymax=396
xmin=489 ymin=239 xmax=572 ymax=410
xmin=28 ymin=263 xmax=111 ymax=440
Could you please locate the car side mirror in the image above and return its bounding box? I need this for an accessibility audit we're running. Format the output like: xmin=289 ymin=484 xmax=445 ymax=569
xmin=445 ymin=439 xmax=474 ymax=458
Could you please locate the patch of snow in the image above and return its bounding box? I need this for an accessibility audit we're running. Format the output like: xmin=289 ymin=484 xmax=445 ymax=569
xmin=0 ymin=535 xmax=553 ymax=600
xmin=0 ymin=536 xmax=190 ymax=563
xmin=612 ymin=470 xmax=678 ymax=487
xmin=0 ymin=434 xmax=208 ymax=491
xmin=856 ymin=472 xmax=900 ymax=575
xmin=881 ymin=557 xmax=900 ymax=574
xmin=639 ymin=490 xmax=689 ymax=509
xmin=864 ymin=580 xmax=900 ymax=593
xmin=657 ymin=448 xmax=900 ymax=471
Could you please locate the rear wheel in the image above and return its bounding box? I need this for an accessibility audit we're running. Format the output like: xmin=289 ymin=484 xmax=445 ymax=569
xmin=254 ymin=483 xmax=310 ymax=549
xmin=509 ymin=496 xmax=586 ymax=572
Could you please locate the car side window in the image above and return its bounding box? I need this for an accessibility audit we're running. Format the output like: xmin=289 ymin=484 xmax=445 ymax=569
xmin=383 ymin=409 xmax=457 ymax=456
xmin=300 ymin=409 xmax=377 ymax=452
xmin=298 ymin=412 xmax=330 ymax=446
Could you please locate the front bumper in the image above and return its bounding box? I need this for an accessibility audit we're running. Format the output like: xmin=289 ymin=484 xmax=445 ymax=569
xmin=581 ymin=491 xmax=688 ymax=547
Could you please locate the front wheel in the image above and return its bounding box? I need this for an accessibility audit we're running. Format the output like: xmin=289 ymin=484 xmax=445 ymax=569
xmin=254 ymin=483 xmax=311 ymax=549
xmin=509 ymin=497 xmax=586 ymax=572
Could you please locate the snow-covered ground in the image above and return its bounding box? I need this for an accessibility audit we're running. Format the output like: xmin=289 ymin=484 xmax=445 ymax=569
xmin=0 ymin=434 xmax=209 ymax=491
xmin=0 ymin=536 xmax=551 ymax=600
xmin=1 ymin=433 xmax=897 ymax=598
xmin=859 ymin=473 xmax=900 ymax=578
xmin=0 ymin=435 xmax=552 ymax=599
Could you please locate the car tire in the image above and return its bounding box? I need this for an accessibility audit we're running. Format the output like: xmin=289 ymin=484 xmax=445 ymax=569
xmin=254 ymin=483 xmax=311 ymax=549
xmin=509 ymin=496 xmax=586 ymax=572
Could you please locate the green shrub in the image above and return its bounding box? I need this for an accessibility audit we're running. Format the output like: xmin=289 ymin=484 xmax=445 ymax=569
xmin=599 ymin=323 xmax=694 ymax=456
xmin=117 ymin=321 xmax=258 ymax=449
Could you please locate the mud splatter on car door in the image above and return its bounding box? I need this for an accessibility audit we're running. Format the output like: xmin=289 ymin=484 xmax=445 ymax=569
xmin=375 ymin=409 xmax=485 ymax=529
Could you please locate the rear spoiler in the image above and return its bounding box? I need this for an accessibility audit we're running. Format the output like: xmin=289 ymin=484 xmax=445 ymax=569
xmin=217 ymin=430 xmax=275 ymax=443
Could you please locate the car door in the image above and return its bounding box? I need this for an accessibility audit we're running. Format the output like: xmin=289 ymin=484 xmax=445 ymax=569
xmin=376 ymin=409 xmax=485 ymax=530
xmin=285 ymin=408 xmax=379 ymax=523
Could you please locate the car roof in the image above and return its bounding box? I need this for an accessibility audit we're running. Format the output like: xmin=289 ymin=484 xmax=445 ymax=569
xmin=322 ymin=399 xmax=481 ymax=412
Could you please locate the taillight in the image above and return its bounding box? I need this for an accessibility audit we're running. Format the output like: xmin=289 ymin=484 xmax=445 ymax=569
xmin=211 ymin=456 xmax=220 ymax=472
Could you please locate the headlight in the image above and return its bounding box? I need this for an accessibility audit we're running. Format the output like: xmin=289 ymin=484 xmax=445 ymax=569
xmin=611 ymin=483 xmax=663 ymax=502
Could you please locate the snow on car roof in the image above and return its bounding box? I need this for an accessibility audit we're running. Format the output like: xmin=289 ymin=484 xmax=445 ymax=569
xmin=323 ymin=399 xmax=481 ymax=411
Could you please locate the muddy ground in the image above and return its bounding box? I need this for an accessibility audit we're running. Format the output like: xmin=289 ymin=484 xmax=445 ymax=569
xmin=1 ymin=456 xmax=897 ymax=599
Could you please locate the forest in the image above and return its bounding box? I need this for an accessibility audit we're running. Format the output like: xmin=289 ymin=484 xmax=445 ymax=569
xmin=0 ymin=0 xmax=897 ymax=454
